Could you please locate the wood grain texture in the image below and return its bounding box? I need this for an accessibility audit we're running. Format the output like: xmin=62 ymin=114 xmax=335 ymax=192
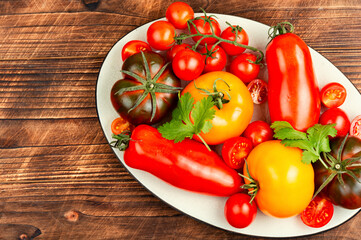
xmin=0 ymin=0 xmax=360 ymax=239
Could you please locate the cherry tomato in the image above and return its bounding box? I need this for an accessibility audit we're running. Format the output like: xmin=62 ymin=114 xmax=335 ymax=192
xmin=199 ymin=44 xmax=227 ymax=73
xmin=165 ymin=2 xmax=194 ymax=29
xmin=220 ymin=25 xmax=249 ymax=55
xmin=243 ymin=121 xmax=273 ymax=147
xmin=350 ymin=115 xmax=361 ymax=139
xmin=111 ymin=117 xmax=133 ymax=135
xmin=221 ymin=137 xmax=253 ymax=170
xmin=319 ymin=108 xmax=350 ymax=137
xmin=121 ymin=40 xmax=151 ymax=61
xmin=182 ymin=71 xmax=253 ymax=145
xmin=224 ymin=193 xmax=257 ymax=228
xmin=229 ymin=53 xmax=260 ymax=83
xmin=244 ymin=140 xmax=314 ymax=218
xmin=172 ymin=49 xmax=205 ymax=81
xmin=147 ymin=20 xmax=175 ymax=50
xmin=301 ymin=196 xmax=334 ymax=228
xmin=190 ymin=16 xmax=221 ymax=45
xmin=320 ymin=82 xmax=347 ymax=108
xmin=166 ymin=43 xmax=191 ymax=61
xmin=247 ymin=79 xmax=268 ymax=104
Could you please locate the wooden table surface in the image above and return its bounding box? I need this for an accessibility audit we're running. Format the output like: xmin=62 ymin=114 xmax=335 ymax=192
xmin=1 ymin=0 xmax=360 ymax=239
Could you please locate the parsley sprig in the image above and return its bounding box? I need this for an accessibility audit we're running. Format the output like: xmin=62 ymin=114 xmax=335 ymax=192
xmin=158 ymin=92 xmax=216 ymax=151
xmin=271 ymin=121 xmax=337 ymax=167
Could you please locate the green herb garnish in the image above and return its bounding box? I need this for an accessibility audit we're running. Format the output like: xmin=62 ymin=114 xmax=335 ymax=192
xmin=158 ymin=92 xmax=216 ymax=150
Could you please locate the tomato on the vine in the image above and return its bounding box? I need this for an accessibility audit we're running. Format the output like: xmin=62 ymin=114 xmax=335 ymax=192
xmin=121 ymin=40 xmax=151 ymax=61
xmin=221 ymin=137 xmax=253 ymax=170
xmin=172 ymin=48 xmax=205 ymax=81
xmin=190 ymin=16 xmax=221 ymax=45
xmin=166 ymin=2 xmax=194 ymax=29
xmin=229 ymin=53 xmax=260 ymax=83
xmin=166 ymin=43 xmax=191 ymax=61
xmin=319 ymin=108 xmax=350 ymax=137
xmin=224 ymin=193 xmax=257 ymax=228
xmin=111 ymin=117 xmax=133 ymax=135
xmin=320 ymin=82 xmax=347 ymax=108
xmin=220 ymin=25 xmax=249 ymax=55
xmin=243 ymin=120 xmax=273 ymax=147
xmin=247 ymin=79 xmax=268 ymax=104
xmin=147 ymin=20 xmax=175 ymax=50
xmin=199 ymin=44 xmax=227 ymax=73
xmin=301 ymin=196 xmax=334 ymax=228
xmin=244 ymin=140 xmax=314 ymax=218
xmin=350 ymin=115 xmax=361 ymax=139
xmin=182 ymin=71 xmax=253 ymax=145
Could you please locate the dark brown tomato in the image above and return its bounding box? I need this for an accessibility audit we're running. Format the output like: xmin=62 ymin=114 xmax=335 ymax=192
xmin=111 ymin=52 xmax=181 ymax=125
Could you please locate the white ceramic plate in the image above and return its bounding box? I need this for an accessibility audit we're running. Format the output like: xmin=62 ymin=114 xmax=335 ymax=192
xmin=96 ymin=14 xmax=361 ymax=238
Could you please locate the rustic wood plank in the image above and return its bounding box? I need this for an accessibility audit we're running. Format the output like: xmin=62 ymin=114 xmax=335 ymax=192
xmin=0 ymin=0 xmax=360 ymax=239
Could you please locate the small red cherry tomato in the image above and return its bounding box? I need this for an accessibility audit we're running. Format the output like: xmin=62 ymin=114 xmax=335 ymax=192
xmin=224 ymin=193 xmax=257 ymax=228
xmin=229 ymin=53 xmax=260 ymax=83
xmin=220 ymin=25 xmax=249 ymax=55
xmin=350 ymin=115 xmax=361 ymax=139
xmin=247 ymin=79 xmax=268 ymax=104
xmin=147 ymin=20 xmax=175 ymax=50
xmin=319 ymin=108 xmax=350 ymax=137
xmin=166 ymin=43 xmax=191 ymax=61
xmin=320 ymin=82 xmax=347 ymax=108
xmin=121 ymin=40 xmax=151 ymax=61
xmin=190 ymin=16 xmax=221 ymax=45
xmin=166 ymin=2 xmax=194 ymax=29
xmin=111 ymin=117 xmax=133 ymax=135
xmin=172 ymin=49 xmax=205 ymax=81
xmin=199 ymin=44 xmax=227 ymax=73
xmin=301 ymin=196 xmax=334 ymax=228
xmin=221 ymin=137 xmax=253 ymax=170
xmin=243 ymin=121 xmax=273 ymax=147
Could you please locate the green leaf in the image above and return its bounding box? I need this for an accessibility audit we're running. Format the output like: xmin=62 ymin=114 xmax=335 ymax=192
xmin=191 ymin=96 xmax=216 ymax=134
xmin=302 ymin=150 xmax=319 ymax=164
xmin=271 ymin=121 xmax=307 ymax=140
xmin=281 ymin=139 xmax=312 ymax=151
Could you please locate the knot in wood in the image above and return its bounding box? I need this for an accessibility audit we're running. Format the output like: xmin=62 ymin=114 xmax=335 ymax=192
xmin=64 ymin=210 xmax=80 ymax=222
xmin=19 ymin=234 xmax=29 ymax=240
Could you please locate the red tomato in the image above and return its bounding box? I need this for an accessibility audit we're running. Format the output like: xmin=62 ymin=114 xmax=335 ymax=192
xmin=224 ymin=193 xmax=257 ymax=228
xmin=220 ymin=25 xmax=249 ymax=55
xmin=166 ymin=2 xmax=194 ymax=29
xmin=111 ymin=117 xmax=133 ymax=135
xmin=221 ymin=137 xmax=253 ymax=170
xmin=121 ymin=40 xmax=151 ymax=61
xmin=172 ymin=49 xmax=205 ymax=81
xmin=319 ymin=108 xmax=350 ymax=137
xmin=301 ymin=196 xmax=334 ymax=228
xmin=199 ymin=44 xmax=227 ymax=73
xmin=229 ymin=53 xmax=260 ymax=83
xmin=350 ymin=115 xmax=361 ymax=139
xmin=190 ymin=16 xmax=221 ymax=45
xmin=267 ymin=26 xmax=321 ymax=132
xmin=320 ymin=82 xmax=347 ymax=108
xmin=243 ymin=121 xmax=273 ymax=147
xmin=166 ymin=43 xmax=191 ymax=61
xmin=147 ymin=21 xmax=175 ymax=50
xmin=247 ymin=79 xmax=268 ymax=104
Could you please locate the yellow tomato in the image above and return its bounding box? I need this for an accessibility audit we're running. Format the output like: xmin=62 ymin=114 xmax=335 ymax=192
xmin=244 ymin=140 xmax=314 ymax=218
xmin=182 ymin=71 xmax=253 ymax=145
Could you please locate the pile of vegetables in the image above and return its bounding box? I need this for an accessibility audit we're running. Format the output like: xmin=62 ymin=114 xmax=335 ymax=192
xmin=108 ymin=1 xmax=361 ymax=230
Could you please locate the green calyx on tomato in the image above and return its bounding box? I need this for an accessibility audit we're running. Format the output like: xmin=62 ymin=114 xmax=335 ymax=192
xmin=193 ymin=78 xmax=231 ymax=110
xmin=112 ymin=51 xmax=182 ymax=124
xmin=268 ymin=21 xmax=295 ymax=40
xmin=313 ymin=135 xmax=361 ymax=203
